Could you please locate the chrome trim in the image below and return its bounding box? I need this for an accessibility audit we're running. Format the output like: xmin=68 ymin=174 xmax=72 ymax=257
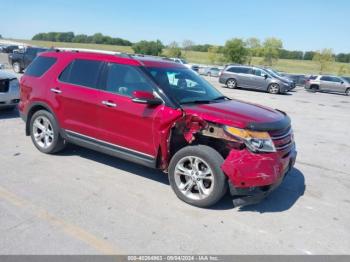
xmin=271 ymin=128 xmax=292 ymax=140
xmin=50 ymin=88 xmax=62 ymax=94
xmin=65 ymin=129 xmax=155 ymax=158
xmin=101 ymin=101 xmax=117 ymax=107
xmin=275 ymin=141 xmax=293 ymax=150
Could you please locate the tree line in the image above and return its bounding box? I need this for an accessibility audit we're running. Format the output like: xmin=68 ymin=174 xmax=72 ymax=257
xmin=32 ymin=32 xmax=132 ymax=46
xmin=31 ymin=32 xmax=350 ymax=68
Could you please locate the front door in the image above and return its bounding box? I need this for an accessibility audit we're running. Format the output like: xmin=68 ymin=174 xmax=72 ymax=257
xmin=97 ymin=62 xmax=163 ymax=157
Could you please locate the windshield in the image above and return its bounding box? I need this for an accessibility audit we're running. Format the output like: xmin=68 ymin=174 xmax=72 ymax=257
xmin=266 ymin=68 xmax=282 ymax=78
xmin=146 ymin=67 xmax=226 ymax=104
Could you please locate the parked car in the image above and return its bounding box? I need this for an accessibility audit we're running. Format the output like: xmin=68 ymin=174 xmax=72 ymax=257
xmin=1 ymin=45 xmax=19 ymax=53
xmin=305 ymin=75 xmax=350 ymax=96
xmin=0 ymin=71 xmax=20 ymax=109
xmin=219 ymin=65 xmax=295 ymax=94
xmin=281 ymin=74 xmax=307 ymax=87
xmin=8 ymin=46 xmax=48 ymax=73
xmin=169 ymin=57 xmax=199 ymax=72
xmin=200 ymin=67 xmax=221 ymax=77
xmin=19 ymin=51 xmax=296 ymax=207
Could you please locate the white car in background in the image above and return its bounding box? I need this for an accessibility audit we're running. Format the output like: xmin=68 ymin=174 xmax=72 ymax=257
xmin=169 ymin=58 xmax=199 ymax=72
xmin=0 ymin=71 xmax=19 ymax=110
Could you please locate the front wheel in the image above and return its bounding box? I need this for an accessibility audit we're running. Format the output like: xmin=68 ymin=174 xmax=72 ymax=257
xmin=346 ymin=88 xmax=350 ymax=96
xmin=268 ymin=83 xmax=280 ymax=94
xmin=12 ymin=62 xmax=22 ymax=73
xmin=168 ymin=145 xmax=227 ymax=208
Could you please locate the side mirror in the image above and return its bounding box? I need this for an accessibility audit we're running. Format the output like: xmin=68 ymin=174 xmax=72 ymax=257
xmin=132 ymin=91 xmax=163 ymax=106
xmin=263 ymin=74 xmax=268 ymax=79
xmin=341 ymin=81 xmax=344 ymax=84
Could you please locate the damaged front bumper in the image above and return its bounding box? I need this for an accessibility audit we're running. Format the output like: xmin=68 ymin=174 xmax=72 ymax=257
xmin=222 ymin=146 xmax=297 ymax=207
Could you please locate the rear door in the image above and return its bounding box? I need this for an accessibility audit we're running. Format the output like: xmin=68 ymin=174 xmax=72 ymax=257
xmin=50 ymin=58 xmax=104 ymax=138
xmin=319 ymin=76 xmax=334 ymax=91
xmin=227 ymin=67 xmax=252 ymax=88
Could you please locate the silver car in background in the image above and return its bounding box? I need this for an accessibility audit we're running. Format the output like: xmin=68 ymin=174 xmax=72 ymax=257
xmin=219 ymin=65 xmax=295 ymax=94
xmin=199 ymin=67 xmax=221 ymax=77
xmin=0 ymin=71 xmax=20 ymax=109
xmin=305 ymin=75 xmax=350 ymax=96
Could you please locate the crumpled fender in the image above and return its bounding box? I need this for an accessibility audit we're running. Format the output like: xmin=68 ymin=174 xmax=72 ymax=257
xmin=156 ymin=110 xmax=208 ymax=169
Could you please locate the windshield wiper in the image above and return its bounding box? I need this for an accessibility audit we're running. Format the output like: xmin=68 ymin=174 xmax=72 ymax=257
xmin=180 ymin=100 xmax=212 ymax=105
xmin=212 ymin=96 xmax=229 ymax=101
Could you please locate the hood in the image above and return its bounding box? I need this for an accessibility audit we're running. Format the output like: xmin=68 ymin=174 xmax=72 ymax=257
xmin=0 ymin=70 xmax=17 ymax=80
xmin=182 ymin=99 xmax=288 ymax=130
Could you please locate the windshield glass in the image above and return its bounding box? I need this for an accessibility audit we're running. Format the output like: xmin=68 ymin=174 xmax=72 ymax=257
xmin=146 ymin=67 xmax=225 ymax=104
xmin=266 ymin=68 xmax=282 ymax=78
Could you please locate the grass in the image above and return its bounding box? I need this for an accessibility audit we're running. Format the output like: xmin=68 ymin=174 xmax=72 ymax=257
xmin=13 ymin=39 xmax=350 ymax=76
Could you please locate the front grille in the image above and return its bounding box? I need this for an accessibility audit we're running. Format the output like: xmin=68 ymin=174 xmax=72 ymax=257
xmin=269 ymin=126 xmax=293 ymax=151
xmin=0 ymin=79 xmax=10 ymax=93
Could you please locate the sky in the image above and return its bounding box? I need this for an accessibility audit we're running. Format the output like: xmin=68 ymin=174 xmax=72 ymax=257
xmin=1 ymin=0 xmax=349 ymax=53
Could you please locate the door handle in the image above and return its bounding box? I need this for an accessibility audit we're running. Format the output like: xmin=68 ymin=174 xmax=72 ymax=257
xmin=50 ymin=88 xmax=62 ymax=94
xmin=101 ymin=101 xmax=117 ymax=107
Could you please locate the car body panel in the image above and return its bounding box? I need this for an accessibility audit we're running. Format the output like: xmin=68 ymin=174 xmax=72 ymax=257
xmin=19 ymin=50 xmax=297 ymax=206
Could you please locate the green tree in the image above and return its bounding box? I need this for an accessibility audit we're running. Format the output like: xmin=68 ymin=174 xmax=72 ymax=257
xmin=167 ymin=41 xmax=182 ymax=58
xmin=72 ymin=34 xmax=88 ymax=43
xmin=223 ymin=38 xmax=247 ymax=64
xmin=262 ymin=37 xmax=283 ymax=66
xmin=246 ymin=37 xmax=261 ymax=65
xmin=0 ymin=34 xmax=3 ymax=39
xmin=304 ymin=51 xmax=316 ymax=60
xmin=132 ymin=40 xmax=164 ymax=56
xmin=313 ymin=49 xmax=335 ymax=74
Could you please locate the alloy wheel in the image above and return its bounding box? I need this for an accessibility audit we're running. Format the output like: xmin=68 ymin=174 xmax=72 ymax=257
xmin=174 ymin=156 xmax=214 ymax=200
xmin=32 ymin=116 xmax=54 ymax=149
xmin=227 ymin=79 xmax=236 ymax=89
xmin=269 ymin=84 xmax=280 ymax=94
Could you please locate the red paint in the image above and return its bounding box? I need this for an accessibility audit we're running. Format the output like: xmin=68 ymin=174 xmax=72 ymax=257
xmin=20 ymin=50 xmax=296 ymax=193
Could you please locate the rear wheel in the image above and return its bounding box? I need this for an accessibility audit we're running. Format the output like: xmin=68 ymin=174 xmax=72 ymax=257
xmin=30 ymin=110 xmax=66 ymax=154
xmin=168 ymin=145 xmax=227 ymax=208
xmin=309 ymin=85 xmax=319 ymax=93
xmin=226 ymin=78 xmax=237 ymax=89
xmin=12 ymin=62 xmax=22 ymax=73
xmin=268 ymin=83 xmax=280 ymax=94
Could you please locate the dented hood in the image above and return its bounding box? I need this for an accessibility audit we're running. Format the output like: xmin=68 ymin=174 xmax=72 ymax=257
xmin=182 ymin=99 xmax=288 ymax=130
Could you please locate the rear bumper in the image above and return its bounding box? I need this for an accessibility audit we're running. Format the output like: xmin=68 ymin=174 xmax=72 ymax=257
xmin=221 ymin=146 xmax=297 ymax=206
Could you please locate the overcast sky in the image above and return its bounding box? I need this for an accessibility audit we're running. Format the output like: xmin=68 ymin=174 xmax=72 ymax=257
xmin=1 ymin=0 xmax=349 ymax=53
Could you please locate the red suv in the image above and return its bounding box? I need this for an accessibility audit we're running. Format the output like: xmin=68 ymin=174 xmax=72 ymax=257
xmin=19 ymin=50 xmax=297 ymax=208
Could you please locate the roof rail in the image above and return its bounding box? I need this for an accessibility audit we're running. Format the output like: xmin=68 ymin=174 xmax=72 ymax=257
xmin=54 ymin=47 xmax=132 ymax=58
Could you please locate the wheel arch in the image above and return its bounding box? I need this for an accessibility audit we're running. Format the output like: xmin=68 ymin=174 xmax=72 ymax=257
xmin=25 ymin=102 xmax=57 ymax=136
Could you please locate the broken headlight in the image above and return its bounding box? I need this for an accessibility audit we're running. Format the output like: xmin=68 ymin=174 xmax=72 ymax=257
xmin=224 ymin=126 xmax=276 ymax=153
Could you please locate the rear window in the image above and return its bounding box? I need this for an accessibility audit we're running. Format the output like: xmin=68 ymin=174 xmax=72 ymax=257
xmin=24 ymin=56 xmax=57 ymax=77
xmin=227 ymin=66 xmax=251 ymax=74
xmin=59 ymin=59 xmax=104 ymax=89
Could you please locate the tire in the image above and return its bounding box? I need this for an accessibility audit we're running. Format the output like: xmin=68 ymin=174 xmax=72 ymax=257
xmin=29 ymin=110 xmax=66 ymax=154
xmin=346 ymin=88 xmax=350 ymax=96
xmin=168 ymin=145 xmax=227 ymax=208
xmin=268 ymin=83 xmax=280 ymax=94
xmin=12 ymin=62 xmax=22 ymax=73
xmin=226 ymin=78 xmax=237 ymax=89
xmin=309 ymin=85 xmax=319 ymax=93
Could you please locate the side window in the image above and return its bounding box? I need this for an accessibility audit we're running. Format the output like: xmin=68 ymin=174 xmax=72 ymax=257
xmin=228 ymin=67 xmax=238 ymax=73
xmin=104 ymin=63 xmax=154 ymax=97
xmin=331 ymin=77 xmax=341 ymax=83
xmin=254 ymin=69 xmax=264 ymax=77
xmin=24 ymin=56 xmax=57 ymax=77
xmin=240 ymin=67 xmax=252 ymax=74
xmin=59 ymin=59 xmax=103 ymax=89
xmin=320 ymin=76 xmax=331 ymax=81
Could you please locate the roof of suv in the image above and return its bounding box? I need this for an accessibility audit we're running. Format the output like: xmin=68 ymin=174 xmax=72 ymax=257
xmin=40 ymin=50 xmax=186 ymax=69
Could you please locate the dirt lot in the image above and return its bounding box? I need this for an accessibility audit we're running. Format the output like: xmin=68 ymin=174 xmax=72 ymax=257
xmin=0 ymin=59 xmax=350 ymax=254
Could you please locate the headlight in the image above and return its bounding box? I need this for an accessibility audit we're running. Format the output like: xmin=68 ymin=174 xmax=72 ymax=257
xmin=224 ymin=126 xmax=276 ymax=153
